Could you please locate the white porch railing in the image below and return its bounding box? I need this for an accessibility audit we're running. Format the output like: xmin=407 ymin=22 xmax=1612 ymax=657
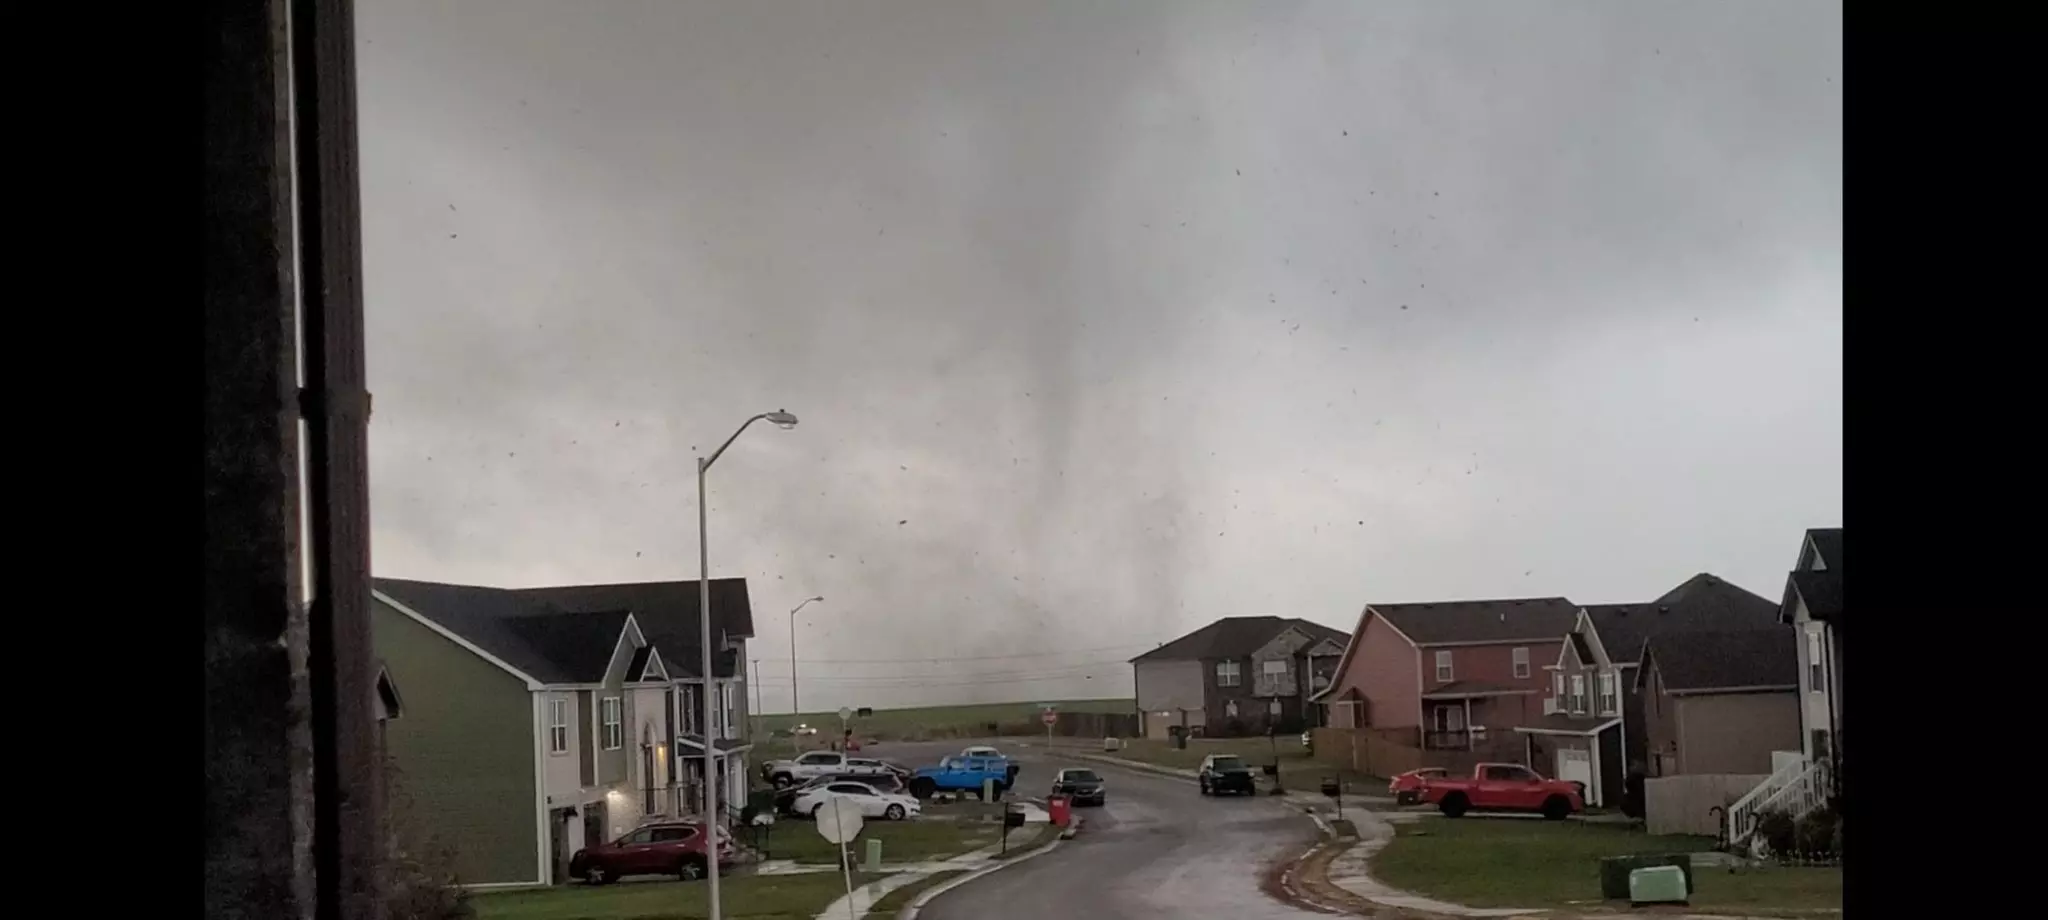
xmin=1723 ymin=755 xmax=1832 ymax=849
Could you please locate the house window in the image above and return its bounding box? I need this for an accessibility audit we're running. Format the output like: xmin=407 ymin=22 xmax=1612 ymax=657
xmin=1807 ymin=632 xmax=1825 ymax=692
xmin=548 ymin=698 xmax=570 ymax=754
xmin=1512 ymin=646 xmax=1530 ymax=679
xmin=720 ymin=684 xmax=736 ymax=739
xmin=1262 ymin=660 xmax=1288 ymax=676
xmin=1215 ymin=661 xmax=1241 ymax=687
xmin=1597 ymin=672 xmax=1617 ymax=715
xmin=1552 ymin=672 xmax=1564 ymax=702
xmin=1435 ymin=650 xmax=1454 ymax=682
xmin=1569 ymin=675 xmax=1587 ymax=714
xmin=601 ymin=696 xmax=624 ymax=750
xmin=1268 ymin=699 xmax=1283 ymax=717
xmin=682 ymin=685 xmax=702 ymax=736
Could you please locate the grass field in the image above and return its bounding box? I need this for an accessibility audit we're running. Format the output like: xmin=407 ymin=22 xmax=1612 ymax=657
xmin=472 ymin=871 xmax=877 ymax=920
xmin=860 ymin=870 xmax=967 ymax=918
xmin=755 ymin=698 xmax=1134 ymax=741
xmin=1370 ymin=817 xmax=1842 ymax=915
xmin=1084 ymin=736 xmax=1386 ymax=792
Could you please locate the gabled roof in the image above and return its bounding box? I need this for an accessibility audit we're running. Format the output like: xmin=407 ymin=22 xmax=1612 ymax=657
xmin=626 ymin=645 xmax=671 ymax=682
xmin=1642 ymin=628 xmax=1798 ymax=694
xmin=374 ymin=578 xmax=637 ymax=685
xmin=512 ymin=579 xmax=753 ymax=678
xmin=1783 ymin=528 xmax=1844 ymax=625
xmin=1369 ymin=597 xmax=1581 ymax=645
xmin=1130 ymin=616 xmax=1349 ymax=663
xmin=1586 ymin=574 xmax=1781 ymax=666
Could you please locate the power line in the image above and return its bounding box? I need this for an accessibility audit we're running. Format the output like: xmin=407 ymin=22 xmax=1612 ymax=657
xmin=754 ymin=643 xmax=1155 ymax=665
xmin=752 ymin=671 xmax=1119 ymax=689
xmin=753 ymin=664 xmax=1116 ymax=685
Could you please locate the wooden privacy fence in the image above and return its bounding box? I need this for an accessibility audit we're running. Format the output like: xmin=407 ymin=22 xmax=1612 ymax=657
xmin=1310 ymin=727 xmax=1531 ymax=780
xmin=994 ymin=711 xmax=1143 ymax=739
xmin=1645 ymin=773 xmax=1766 ymax=836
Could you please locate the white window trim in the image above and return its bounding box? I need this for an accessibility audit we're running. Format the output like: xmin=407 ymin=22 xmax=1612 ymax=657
xmin=1597 ymin=672 xmax=1618 ymax=715
xmin=1215 ymin=660 xmax=1242 ymax=687
xmin=1552 ymin=672 xmax=1565 ymax=703
xmin=1512 ymin=646 xmax=1531 ymax=679
xmin=1569 ymin=674 xmax=1587 ymax=714
xmin=548 ymin=698 xmax=570 ymax=755
xmin=601 ymin=696 xmax=624 ymax=751
xmin=1261 ymin=659 xmax=1289 ymax=676
xmin=1807 ymin=632 xmax=1825 ymax=692
xmin=1434 ymin=650 xmax=1454 ymax=682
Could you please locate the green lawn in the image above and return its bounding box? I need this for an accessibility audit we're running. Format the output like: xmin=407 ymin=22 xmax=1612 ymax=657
xmin=755 ymin=699 xmax=1133 ymax=741
xmin=1371 ymin=817 xmax=1842 ymax=915
xmin=1094 ymin=737 xmax=1383 ymax=792
xmin=472 ymin=872 xmax=877 ymax=920
xmin=757 ymin=816 xmax=1000 ymax=865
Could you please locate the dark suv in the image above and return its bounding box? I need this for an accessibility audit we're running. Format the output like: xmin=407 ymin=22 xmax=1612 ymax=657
xmin=569 ymin=820 xmax=734 ymax=884
xmin=1197 ymin=754 xmax=1257 ymax=796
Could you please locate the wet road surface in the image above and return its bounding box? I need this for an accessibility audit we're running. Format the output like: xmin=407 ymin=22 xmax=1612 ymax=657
xmin=899 ymin=740 xmax=1331 ymax=920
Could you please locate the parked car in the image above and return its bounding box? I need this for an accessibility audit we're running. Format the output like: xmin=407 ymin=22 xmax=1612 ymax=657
xmin=791 ymin=780 xmax=923 ymax=821
xmin=1418 ymin=762 xmax=1584 ymax=820
xmin=1197 ymin=754 xmax=1257 ymax=796
xmin=909 ymin=754 xmax=1015 ymax=800
xmin=846 ymin=757 xmax=914 ymax=780
xmin=775 ymin=771 xmax=909 ymax=816
xmin=569 ymin=820 xmax=735 ymax=885
xmin=763 ymin=751 xmax=897 ymax=788
xmin=1050 ymin=767 xmax=1107 ymax=806
xmin=1387 ymin=767 xmax=1448 ymax=805
xmin=961 ymin=745 xmax=1003 ymax=758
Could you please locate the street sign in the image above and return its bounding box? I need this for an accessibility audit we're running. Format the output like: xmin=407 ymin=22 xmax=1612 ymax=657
xmin=814 ymin=796 xmax=864 ymax=844
xmin=837 ymin=706 xmax=853 ymax=723
xmin=1040 ymin=710 xmax=1058 ymax=726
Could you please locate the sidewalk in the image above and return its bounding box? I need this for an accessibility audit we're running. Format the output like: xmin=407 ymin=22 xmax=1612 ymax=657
xmin=810 ymin=823 xmax=1056 ymax=920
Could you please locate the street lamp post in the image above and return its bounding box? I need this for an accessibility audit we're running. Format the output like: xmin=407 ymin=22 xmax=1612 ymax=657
xmin=697 ymin=409 xmax=797 ymax=920
xmin=788 ymin=595 xmax=823 ymax=752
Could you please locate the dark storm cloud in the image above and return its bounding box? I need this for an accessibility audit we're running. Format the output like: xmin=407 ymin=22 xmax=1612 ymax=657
xmin=356 ymin=0 xmax=1840 ymax=709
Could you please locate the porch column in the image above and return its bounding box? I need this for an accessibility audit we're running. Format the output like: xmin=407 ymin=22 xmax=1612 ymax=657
xmin=1463 ymin=699 xmax=1474 ymax=749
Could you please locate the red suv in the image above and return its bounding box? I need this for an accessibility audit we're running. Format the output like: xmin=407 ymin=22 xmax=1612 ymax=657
xmin=570 ymin=820 xmax=735 ymax=884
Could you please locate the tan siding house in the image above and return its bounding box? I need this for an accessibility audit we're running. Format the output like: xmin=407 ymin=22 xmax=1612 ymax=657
xmin=1638 ymin=629 xmax=1801 ymax=777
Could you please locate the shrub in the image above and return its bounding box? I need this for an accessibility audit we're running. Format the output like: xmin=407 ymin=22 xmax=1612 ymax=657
xmin=1755 ymin=808 xmax=1799 ymax=858
xmin=1794 ymin=802 xmax=1841 ymax=859
xmin=385 ymin=763 xmax=474 ymax=920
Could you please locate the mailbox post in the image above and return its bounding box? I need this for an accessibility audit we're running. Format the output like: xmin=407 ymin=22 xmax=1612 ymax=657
xmin=1320 ymin=775 xmax=1344 ymax=821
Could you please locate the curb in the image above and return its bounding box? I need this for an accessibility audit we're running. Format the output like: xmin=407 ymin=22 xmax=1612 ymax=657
xmin=897 ymin=831 xmax=1067 ymax=920
xmin=1057 ymin=751 xmax=1198 ymax=780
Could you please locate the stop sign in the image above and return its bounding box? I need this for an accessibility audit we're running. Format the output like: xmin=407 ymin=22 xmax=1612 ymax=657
xmin=1041 ymin=710 xmax=1058 ymax=726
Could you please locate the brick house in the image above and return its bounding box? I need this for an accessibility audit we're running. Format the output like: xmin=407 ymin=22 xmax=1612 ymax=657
xmin=1131 ymin=616 xmax=1349 ymax=739
xmin=1638 ymin=629 xmax=1802 ymax=776
xmin=1519 ymin=573 xmax=1784 ymax=806
xmin=1311 ymin=597 xmax=1579 ymax=751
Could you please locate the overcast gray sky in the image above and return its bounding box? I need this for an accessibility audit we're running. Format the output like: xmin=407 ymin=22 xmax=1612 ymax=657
xmin=356 ymin=0 xmax=1841 ymax=713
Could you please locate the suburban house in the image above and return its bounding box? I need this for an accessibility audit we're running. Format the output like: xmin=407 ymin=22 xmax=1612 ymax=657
xmin=1312 ymin=597 xmax=1579 ymax=751
xmin=370 ymin=577 xmax=756 ymax=887
xmin=1781 ymin=527 xmax=1843 ymax=774
xmin=1131 ymin=616 xmax=1350 ymax=738
xmin=1519 ymin=573 xmax=1785 ymax=806
xmin=1637 ymin=629 xmax=1802 ymax=776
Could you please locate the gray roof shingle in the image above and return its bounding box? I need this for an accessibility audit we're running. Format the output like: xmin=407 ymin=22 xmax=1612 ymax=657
xmin=373 ymin=578 xmax=633 ymax=684
xmin=1370 ymin=597 xmax=1581 ymax=645
xmin=1132 ymin=616 xmax=1350 ymax=663
xmin=1646 ymin=628 xmax=1799 ymax=692
xmin=511 ymin=580 xmax=753 ymax=678
xmin=1587 ymin=574 xmax=1781 ymax=665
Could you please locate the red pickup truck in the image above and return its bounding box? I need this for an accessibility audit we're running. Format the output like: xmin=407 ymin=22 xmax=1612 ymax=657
xmin=1418 ymin=762 xmax=1584 ymax=820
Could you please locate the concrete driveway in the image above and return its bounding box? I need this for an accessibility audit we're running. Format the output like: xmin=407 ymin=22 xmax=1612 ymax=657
xmin=909 ymin=740 xmax=1332 ymax=920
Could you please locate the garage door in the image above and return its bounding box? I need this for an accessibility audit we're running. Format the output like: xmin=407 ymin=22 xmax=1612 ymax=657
xmin=1556 ymin=748 xmax=1593 ymax=797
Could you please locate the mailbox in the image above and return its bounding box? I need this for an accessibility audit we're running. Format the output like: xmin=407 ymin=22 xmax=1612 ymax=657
xmin=1003 ymin=808 xmax=1026 ymax=829
xmin=1319 ymin=777 xmax=1341 ymax=799
xmin=1261 ymin=763 xmax=1279 ymax=776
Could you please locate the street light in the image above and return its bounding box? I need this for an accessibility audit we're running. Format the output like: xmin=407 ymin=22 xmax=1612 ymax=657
xmin=789 ymin=595 xmax=824 ymax=750
xmin=698 ymin=409 xmax=797 ymax=920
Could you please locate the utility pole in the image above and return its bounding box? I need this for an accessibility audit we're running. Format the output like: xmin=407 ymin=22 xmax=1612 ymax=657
xmin=751 ymin=659 xmax=763 ymax=740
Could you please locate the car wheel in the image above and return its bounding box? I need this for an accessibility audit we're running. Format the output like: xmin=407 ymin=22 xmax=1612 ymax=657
xmin=1198 ymin=779 xmax=1210 ymax=796
xmin=584 ymin=864 xmax=613 ymax=885
xmin=1439 ymin=793 xmax=1470 ymax=818
xmin=909 ymin=778 xmax=937 ymax=800
xmin=1541 ymin=795 xmax=1571 ymax=821
xmin=677 ymin=858 xmax=706 ymax=881
xmin=885 ymin=804 xmax=906 ymax=821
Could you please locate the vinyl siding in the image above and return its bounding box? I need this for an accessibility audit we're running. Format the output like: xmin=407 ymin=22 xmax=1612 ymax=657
xmin=372 ymin=598 xmax=540 ymax=886
xmin=1674 ymin=691 xmax=1802 ymax=775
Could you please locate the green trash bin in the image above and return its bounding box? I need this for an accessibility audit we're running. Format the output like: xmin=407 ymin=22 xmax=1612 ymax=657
xmin=1598 ymin=854 xmax=1694 ymax=901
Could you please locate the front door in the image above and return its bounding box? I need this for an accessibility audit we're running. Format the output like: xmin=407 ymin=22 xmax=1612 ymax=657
xmin=549 ymin=808 xmax=574 ymax=884
xmin=584 ymin=799 xmax=608 ymax=852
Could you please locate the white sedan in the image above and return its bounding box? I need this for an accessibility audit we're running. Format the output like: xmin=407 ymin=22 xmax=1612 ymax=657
xmin=792 ymin=781 xmax=923 ymax=821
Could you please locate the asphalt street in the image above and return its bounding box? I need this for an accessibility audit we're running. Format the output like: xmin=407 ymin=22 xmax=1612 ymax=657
xmin=863 ymin=738 xmax=1330 ymax=920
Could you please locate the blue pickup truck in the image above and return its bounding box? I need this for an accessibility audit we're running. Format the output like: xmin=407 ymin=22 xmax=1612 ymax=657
xmin=907 ymin=755 xmax=1021 ymax=800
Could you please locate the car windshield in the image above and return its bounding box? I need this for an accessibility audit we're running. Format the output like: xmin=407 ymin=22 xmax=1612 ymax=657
xmin=1063 ymin=770 xmax=1101 ymax=783
xmin=1212 ymin=756 xmax=1245 ymax=771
